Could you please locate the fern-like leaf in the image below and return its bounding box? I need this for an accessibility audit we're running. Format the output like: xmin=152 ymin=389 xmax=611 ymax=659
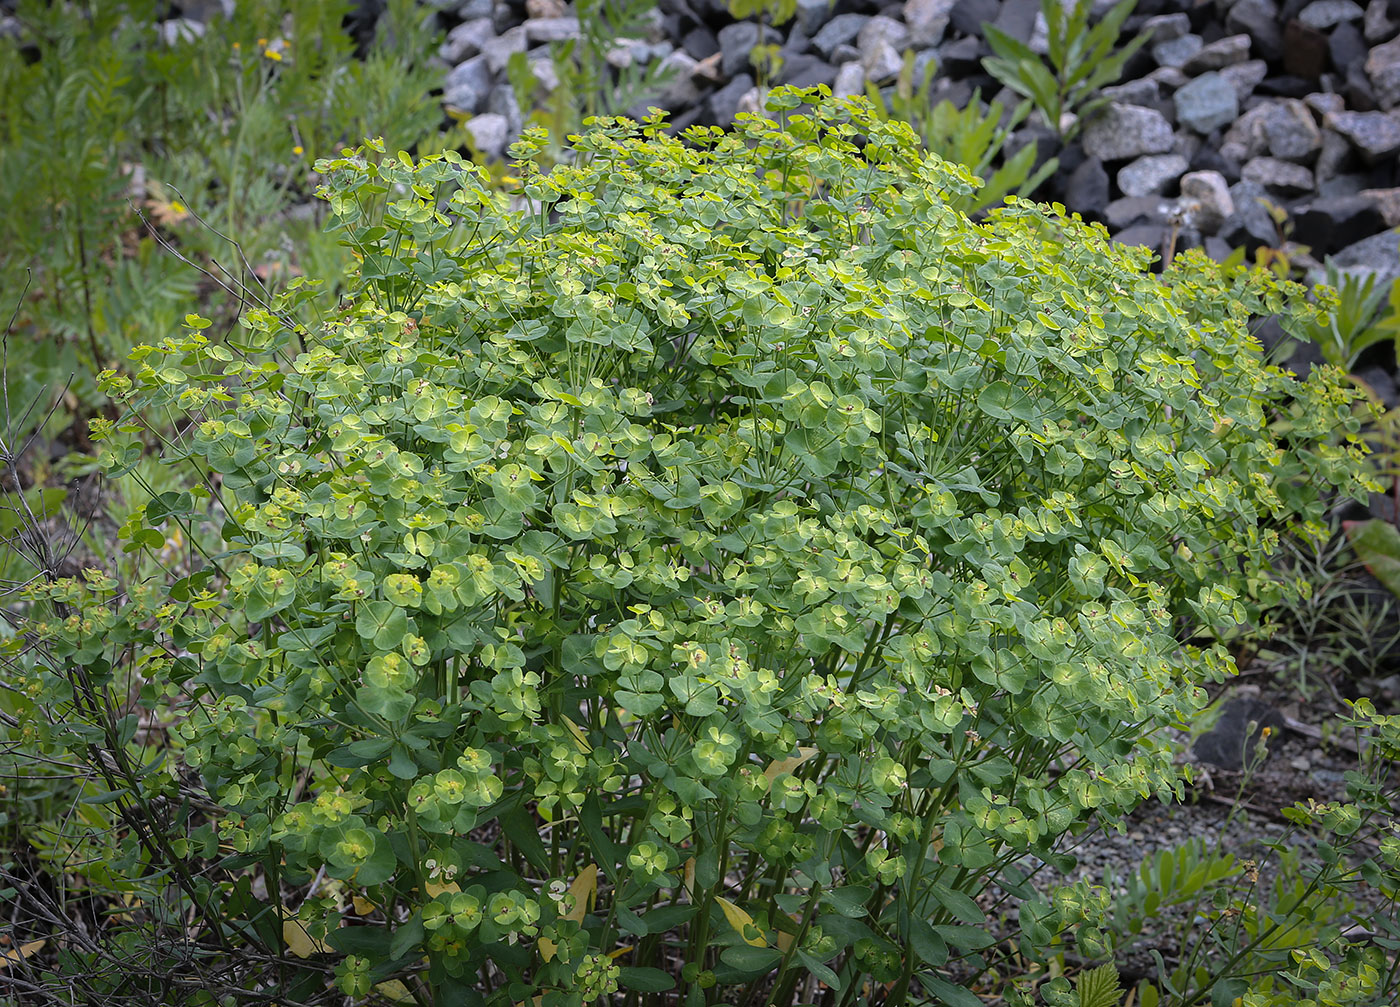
xmin=1075 ymin=964 xmax=1123 ymax=1007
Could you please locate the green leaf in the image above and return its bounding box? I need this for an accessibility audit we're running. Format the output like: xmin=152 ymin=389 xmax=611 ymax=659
xmin=1076 ymin=963 xmax=1123 ymax=1007
xmin=918 ymin=972 xmax=983 ymax=1007
xmin=719 ymin=945 xmax=782 ymax=972
xmin=796 ymin=949 xmax=841 ymax=990
xmin=1345 ymin=520 xmax=1400 ymax=597
xmin=498 ymin=804 xmax=550 ymax=873
xmin=932 ymin=884 xmax=986 ymax=926
xmin=618 ymin=967 xmax=675 ymax=992
xmin=355 ymin=601 xmax=411 ymax=650
xmin=977 ymin=380 xmax=1035 ymax=423
xmin=389 ymin=916 xmax=425 ymax=959
xmin=909 ymin=918 xmax=948 ymax=966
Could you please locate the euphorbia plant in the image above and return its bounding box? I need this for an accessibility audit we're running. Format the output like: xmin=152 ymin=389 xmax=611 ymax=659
xmin=21 ymin=87 xmax=1373 ymax=1005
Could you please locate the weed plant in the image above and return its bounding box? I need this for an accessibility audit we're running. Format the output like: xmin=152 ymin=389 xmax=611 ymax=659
xmin=0 ymin=0 xmax=447 ymax=432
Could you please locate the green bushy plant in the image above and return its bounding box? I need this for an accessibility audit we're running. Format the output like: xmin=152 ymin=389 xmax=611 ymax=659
xmin=8 ymin=89 xmax=1378 ymax=1005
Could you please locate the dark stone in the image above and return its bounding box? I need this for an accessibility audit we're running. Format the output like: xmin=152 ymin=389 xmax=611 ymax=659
xmin=1191 ymin=142 xmax=1238 ymax=182
xmin=949 ymin=0 xmax=1000 ymax=37
xmin=1346 ymin=60 xmax=1378 ymax=109
xmin=1193 ymin=698 xmax=1287 ymax=769
xmin=1223 ymin=179 xmax=1282 ymax=249
xmin=938 ymin=35 xmax=987 ymax=76
xmin=1329 ymin=228 xmax=1400 ymax=287
xmin=682 ymin=26 xmax=718 ymax=60
xmin=811 ymin=12 xmax=869 ymax=57
xmin=1256 ymin=75 xmax=1320 ymax=98
xmin=1356 ymin=366 xmax=1400 ymax=408
xmin=718 ymin=22 xmax=782 ymax=78
xmin=1283 ymin=19 xmax=1330 ymax=78
xmin=1331 ymin=20 xmax=1369 ymax=73
xmin=1291 ymin=195 xmax=1387 ymax=254
xmin=1106 ymin=195 xmax=1174 ymax=228
xmin=1226 ymin=0 xmax=1285 ymax=62
xmin=991 ymin=0 xmax=1037 ymax=41
xmin=775 ymin=52 xmax=837 ymax=87
xmin=1204 ymin=234 xmax=1234 ymax=260
xmin=1111 ymin=222 xmax=1166 ymax=254
xmin=707 ymin=73 xmax=754 ymax=124
xmin=1065 ymin=156 xmax=1110 ymax=217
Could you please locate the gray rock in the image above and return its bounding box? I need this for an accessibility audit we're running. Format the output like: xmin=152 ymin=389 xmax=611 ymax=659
xmin=653 ymin=50 xmax=703 ymax=108
xmin=708 ymin=73 xmax=754 ymax=124
xmin=832 ymin=61 xmax=866 ymax=99
xmin=863 ymin=41 xmax=904 ymax=83
xmin=1298 ymin=0 xmax=1365 ymax=28
xmin=458 ymin=0 xmax=492 ymax=16
xmin=440 ymin=18 xmax=496 ymax=64
xmin=1193 ymin=698 xmax=1285 ymax=769
xmin=858 ymin=14 xmax=911 ymax=54
xmin=465 ymin=113 xmax=511 ymax=160
xmin=1175 ymin=72 xmax=1239 ymax=133
xmin=1365 ymin=0 xmax=1396 ymax=43
xmin=1082 ymin=103 xmax=1175 ymax=161
xmin=1304 ymin=92 xmax=1347 ymax=119
xmin=1367 ymin=35 xmax=1400 ymax=108
xmin=1147 ymin=65 xmax=1190 ymax=92
xmin=486 ymin=82 xmax=522 ymax=136
xmin=1143 ymin=12 xmax=1191 ymax=41
xmin=1264 ymin=99 xmax=1322 ymax=161
xmin=950 ymin=0 xmax=999 ymax=37
xmin=1153 ymin=33 xmax=1203 ymax=68
xmin=527 ymin=51 xmax=560 ymax=94
xmin=718 ymin=22 xmax=783 ymax=79
xmin=830 ymin=43 xmax=859 ymax=64
xmin=443 ymin=55 xmax=493 ymax=114
xmin=1225 ymin=179 xmax=1282 ymax=246
xmin=1182 ymin=34 xmax=1252 ymax=74
xmin=524 ymin=17 xmax=579 ymax=43
xmin=1292 ymin=195 xmax=1386 ymax=254
xmin=1326 ymin=109 xmax=1400 ymax=162
xmin=811 ymin=14 xmax=870 ymax=58
xmin=1220 ymin=59 xmax=1269 ymax=101
xmin=1242 ymin=156 xmax=1316 ymax=194
xmin=1329 ymin=228 xmax=1400 ymax=287
xmin=776 ymin=52 xmax=838 ymax=89
xmin=1174 ymin=131 xmax=1204 ymax=162
xmin=526 ymin=0 xmax=567 ymax=16
xmin=797 ymin=0 xmax=836 ymax=36
xmin=1180 ymin=170 xmax=1235 ymax=233
xmin=1066 ymin=156 xmax=1110 ymax=216
xmin=481 ymin=25 xmax=527 ymax=74
xmin=1316 ymin=129 xmax=1357 ymax=180
xmin=1111 ymin=221 xmax=1167 ymax=252
xmin=1221 ymin=103 xmax=1275 ymax=162
xmin=1118 ymin=154 xmax=1189 ymax=197
xmin=1102 ymin=78 xmax=1160 ymax=106
xmin=1106 ymin=195 xmax=1175 ymax=229
xmin=606 ymin=39 xmax=651 ymax=69
xmin=735 ymin=85 xmax=766 ymax=119
xmin=1360 ymin=186 xmax=1400 ymax=226
xmin=1226 ymin=0 xmax=1283 ymax=62
xmin=905 ymin=0 xmax=957 ymax=47
xmin=1320 ymin=172 xmax=1368 ymax=197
